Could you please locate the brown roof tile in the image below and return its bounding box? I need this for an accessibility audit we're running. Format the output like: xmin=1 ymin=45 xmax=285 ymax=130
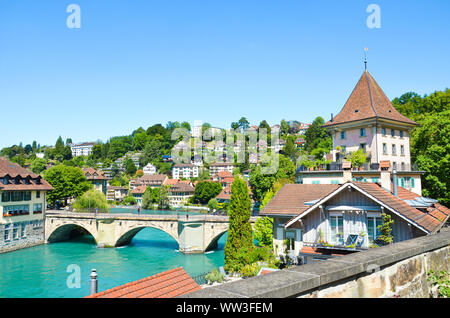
xmin=323 ymin=71 xmax=418 ymax=127
xmin=85 ymin=267 xmax=200 ymax=298
xmin=261 ymin=184 xmax=340 ymax=216
xmin=0 ymin=157 xmax=54 ymax=191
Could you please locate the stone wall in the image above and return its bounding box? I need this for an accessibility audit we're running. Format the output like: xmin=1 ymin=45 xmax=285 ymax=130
xmin=182 ymin=228 xmax=450 ymax=298
xmin=0 ymin=221 xmax=44 ymax=254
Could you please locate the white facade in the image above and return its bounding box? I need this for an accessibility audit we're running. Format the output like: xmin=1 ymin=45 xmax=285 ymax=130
xmin=209 ymin=163 xmax=234 ymax=176
xmin=172 ymin=164 xmax=199 ymax=179
xmin=70 ymin=142 xmax=95 ymax=157
xmin=143 ymin=163 xmax=157 ymax=175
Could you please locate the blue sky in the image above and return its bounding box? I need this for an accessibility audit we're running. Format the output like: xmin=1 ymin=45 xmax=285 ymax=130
xmin=0 ymin=0 xmax=449 ymax=149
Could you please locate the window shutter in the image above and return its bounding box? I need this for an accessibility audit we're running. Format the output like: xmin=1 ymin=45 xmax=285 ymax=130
xmin=411 ymin=178 xmax=415 ymax=188
xmin=400 ymin=178 xmax=405 ymax=188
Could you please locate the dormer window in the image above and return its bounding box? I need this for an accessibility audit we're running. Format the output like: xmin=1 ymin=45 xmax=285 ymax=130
xmin=355 ymin=109 xmax=359 ymax=113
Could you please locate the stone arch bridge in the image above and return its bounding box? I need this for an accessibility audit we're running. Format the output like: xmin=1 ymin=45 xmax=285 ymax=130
xmin=45 ymin=212 xmax=258 ymax=254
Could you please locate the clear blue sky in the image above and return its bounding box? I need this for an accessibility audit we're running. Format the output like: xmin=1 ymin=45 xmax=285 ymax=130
xmin=0 ymin=0 xmax=449 ymax=149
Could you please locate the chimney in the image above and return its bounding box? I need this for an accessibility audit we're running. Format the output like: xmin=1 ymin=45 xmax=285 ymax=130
xmin=392 ymin=168 xmax=398 ymax=197
xmin=342 ymin=161 xmax=352 ymax=183
xmin=380 ymin=161 xmax=391 ymax=191
xmin=331 ymin=113 xmax=334 ymax=122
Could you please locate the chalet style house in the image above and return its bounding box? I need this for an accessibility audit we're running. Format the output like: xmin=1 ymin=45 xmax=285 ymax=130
xmin=296 ymin=68 xmax=423 ymax=196
xmin=0 ymin=157 xmax=54 ymax=252
xmin=263 ymin=67 xmax=450 ymax=264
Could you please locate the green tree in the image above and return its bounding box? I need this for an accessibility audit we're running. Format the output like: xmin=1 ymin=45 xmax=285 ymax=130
xmin=123 ymin=195 xmax=137 ymax=206
xmin=224 ymin=177 xmax=253 ymax=272
xmin=304 ymin=116 xmax=332 ymax=153
xmin=238 ymin=117 xmax=250 ymax=130
xmin=207 ymin=198 xmax=219 ymax=212
xmin=44 ymin=165 xmax=92 ymax=205
xmin=280 ymin=119 xmax=290 ymax=136
xmin=253 ymin=217 xmax=273 ymax=248
xmin=124 ymin=158 xmax=137 ymax=176
xmin=191 ymin=181 xmax=222 ymax=204
xmin=30 ymin=158 xmax=47 ymax=174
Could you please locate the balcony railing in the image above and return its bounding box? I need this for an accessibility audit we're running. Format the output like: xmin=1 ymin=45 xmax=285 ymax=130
xmin=297 ymin=162 xmax=420 ymax=172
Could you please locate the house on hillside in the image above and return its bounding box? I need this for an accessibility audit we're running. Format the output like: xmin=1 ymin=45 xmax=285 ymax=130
xmin=83 ymin=168 xmax=110 ymax=195
xmin=210 ymin=171 xmax=234 ymax=188
xmin=106 ymin=186 xmax=128 ymax=202
xmin=129 ymin=174 xmax=168 ymax=190
xmin=261 ymin=168 xmax=449 ymax=264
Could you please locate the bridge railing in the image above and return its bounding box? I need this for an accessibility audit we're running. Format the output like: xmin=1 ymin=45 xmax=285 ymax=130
xmin=45 ymin=210 xmax=258 ymax=222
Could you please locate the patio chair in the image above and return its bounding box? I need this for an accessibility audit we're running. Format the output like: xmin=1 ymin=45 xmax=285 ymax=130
xmin=346 ymin=234 xmax=359 ymax=246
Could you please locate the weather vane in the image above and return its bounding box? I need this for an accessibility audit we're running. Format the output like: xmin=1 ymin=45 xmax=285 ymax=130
xmin=364 ymin=47 xmax=369 ymax=70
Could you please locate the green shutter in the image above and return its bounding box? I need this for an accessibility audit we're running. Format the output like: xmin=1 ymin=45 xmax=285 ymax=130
xmin=411 ymin=178 xmax=415 ymax=188
xmin=401 ymin=178 xmax=405 ymax=188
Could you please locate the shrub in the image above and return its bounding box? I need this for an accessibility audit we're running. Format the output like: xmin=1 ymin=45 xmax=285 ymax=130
xmin=73 ymin=190 xmax=110 ymax=212
xmin=427 ymin=270 xmax=450 ymax=298
xmin=205 ymin=268 xmax=224 ymax=285
xmin=123 ymin=195 xmax=137 ymax=206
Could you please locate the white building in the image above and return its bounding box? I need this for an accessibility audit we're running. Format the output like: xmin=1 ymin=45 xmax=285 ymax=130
xmin=143 ymin=163 xmax=157 ymax=175
xmin=172 ymin=164 xmax=199 ymax=179
xmin=209 ymin=162 xmax=234 ymax=176
xmin=70 ymin=142 xmax=95 ymax=157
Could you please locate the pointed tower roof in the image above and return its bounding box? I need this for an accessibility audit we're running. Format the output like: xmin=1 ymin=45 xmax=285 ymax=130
xmin=323 ymin=70 xmax=418 ymax=127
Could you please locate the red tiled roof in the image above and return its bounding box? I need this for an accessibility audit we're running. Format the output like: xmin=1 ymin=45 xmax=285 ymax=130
xmin=85 ymin=267 xmax=201 ymax=298
xmin=323 ymin=71 xmax=418 ymax=127
xmin=83 ymin=168 xmax=110 ymax=180
xmin=380 ymin=160 xmax=391 ymax=169
xmin=354 ymin=182 xmax=445 ymax=233
xmin=261 ymin=184 xmax=340 ymax=216
xmin=0 ymin=157 xmax=54 ymax=191
xmin=131 ymin=185 xmax=147 ymax=194
xmin=169 ymin=183 xmax=195 ymax=193
xmin=164 ymin=178 xmax=179 ymax=186
xmin=217 ymin=171 xmax=233 ymax=178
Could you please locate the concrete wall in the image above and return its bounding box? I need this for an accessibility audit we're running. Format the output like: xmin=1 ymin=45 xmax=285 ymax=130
xmin=182 ymin=228 xmax=450 ymax=298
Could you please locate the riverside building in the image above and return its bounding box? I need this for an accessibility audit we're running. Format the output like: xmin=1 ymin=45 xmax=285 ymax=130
xmin=0 ymin=157 xmax=53 ymax=253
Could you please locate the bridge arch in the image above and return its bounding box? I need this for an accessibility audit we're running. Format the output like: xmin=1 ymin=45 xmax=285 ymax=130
xmin=205 ymin=230 xmax=228 ymax=252
xmin=115 ymin=224 xmax=180 ymax=248
xmin=47 ymin=223 xmax=97 ymax=244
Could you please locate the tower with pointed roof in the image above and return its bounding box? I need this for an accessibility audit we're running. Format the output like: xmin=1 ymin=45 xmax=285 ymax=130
xmin=323 ymin=67 xmax=418 ymax=169
xmin=296 ymin=65 xmax=424 ymax=196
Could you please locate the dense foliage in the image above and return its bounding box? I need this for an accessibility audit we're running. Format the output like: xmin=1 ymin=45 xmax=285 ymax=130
xmin=392 ymin=89 xmax=450 ymax=205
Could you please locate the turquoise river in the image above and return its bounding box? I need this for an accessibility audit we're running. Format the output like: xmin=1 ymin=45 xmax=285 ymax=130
xmin=0 ymin=208 xmax=227 ymax=298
